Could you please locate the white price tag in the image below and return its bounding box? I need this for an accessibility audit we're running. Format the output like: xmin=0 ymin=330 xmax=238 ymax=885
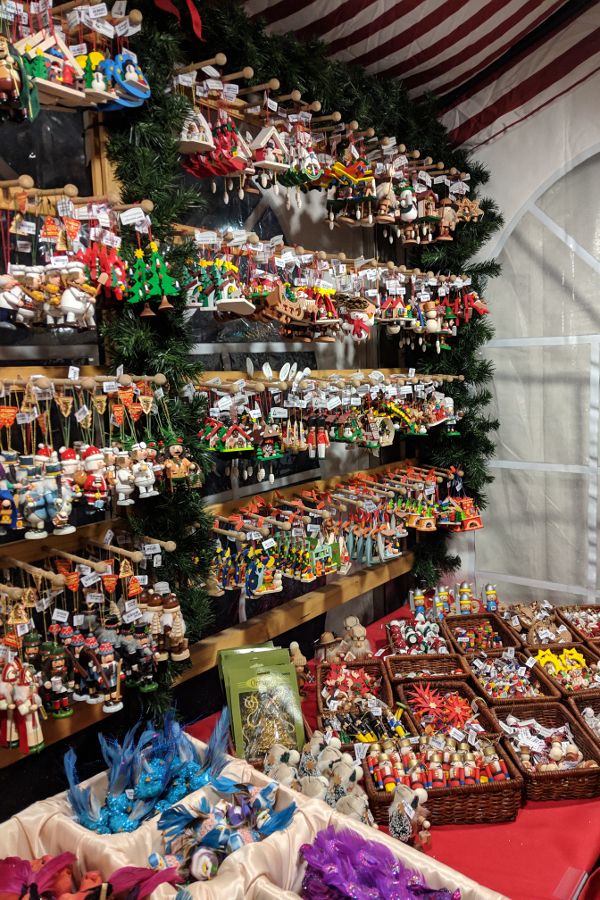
xmin=354 ymin=743 xmax=369 ymax=760
xmin=143 ymin=543 xmax=161 ymax=556
xmin=75 ymin=404 xmax=90 ymax=423
xmin=81 ymin=573 xmax=100 ymax=588
xmin=103 ymin=529 xmax=114 ymax=546
xmin=123 ymin=607 xmax=142 ymax=623
xmin=119 ymin=207 xmax=147 ymax=225
xmin=73 ymin=614 xmax=85 ymax=627
xmin=52 ymin=608 xmax=69 ymax=623
xmin=526 ymin=656 xmax=537 ymax=669
xmin=511 ymin=616 xmax=521 ymax=627
xmin=153 ymin=554 xmax=162 ymax=568
xmin=262 ymin=538 xmax=276 ymax=551
xmin=153 ymin=581 xmax=170 ymax=594
xmin=505 ymin=646 xmax=515 ymax=659
xmin=68 ymin=366 xmax=80 ymax=381
xmin=85 ymin=593 xmax=104 ymax=605
xmin=449 ymin=727 xmax=465 ymax=741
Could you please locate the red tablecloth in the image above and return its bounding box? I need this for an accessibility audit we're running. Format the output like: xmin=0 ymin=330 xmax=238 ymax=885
xmin=187 ymin=604 xmax=600 ymax=900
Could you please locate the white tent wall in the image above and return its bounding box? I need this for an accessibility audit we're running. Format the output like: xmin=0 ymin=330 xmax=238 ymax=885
xmin=463 ymin=71 xmax=600 ymax=606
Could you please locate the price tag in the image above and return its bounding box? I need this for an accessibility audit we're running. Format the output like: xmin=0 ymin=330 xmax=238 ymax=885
xmin=143 ymin=543 xmax=161 ymax=556
xmin=371 ymin=707 xmax=382 ymax=716
xmin=123 ymin=607 xmax=142 ymax=624
xmin=103 ymin=381 xmax=120 ymax=393
xmin=307 ymin=524 xmax=321 ymax=535
xmin=430 ymin=736 xmax=445 ymax=750
xmin=125 ymin=598 xmax=138 ymax=612
xmin=103 ymin=529 xmax=114 ymax=546
xmin=153 ymin=554 xmax=162 ymax=568
xmin=81 ymin=572 xmax=100 ymax=588
xmin=354 ymin=742 xmax=369 ymax=760
xmin=73 ymin=614 xmax=85 ymax=627
xmin=525 ymin=656 xmax=537 ymax=669
xmin=120 ymin=207 xmax=147 ymax=225
xmin=403 ymin=801 xmax=416 ymax=820
xmin=75 ymin=404 xmax=90 ymax=423
xmin=52 ymin=608 xmax=69 ymax=623
xmin=449 ymin=727 xmax=465 ymax=741
xmin=270 ymin=407 xmax=288 ymax=418
xmin=16 ymin=622 xmax=30 ymax=636
xmin=467 ymin=729 xmax=479 ymax=746
xmin=504 ymin=646 xmax=515 ymax=659
xmin=137 ymin=575 xmax=149 ymax=586
xmin=153 ymin=581 xmax=170 ymax=594
xmin=262 ymin=537 xmax=276 ymax=551
xmin=85 ymin=593 xmax=104 ymax=605
xmin=408 ymin=368 xmax=415 ymax=377
xmin=517 ymin=666 xmax=527 ymax=677
xmin=511 ymin=616 xmax=521 ymax=627
xmin=35 ymin=595 xmax=51 ymax=612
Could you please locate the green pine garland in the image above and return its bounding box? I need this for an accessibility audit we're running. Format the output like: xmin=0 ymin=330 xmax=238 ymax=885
xmin=102 ymin=0 xmax=504 ymax=695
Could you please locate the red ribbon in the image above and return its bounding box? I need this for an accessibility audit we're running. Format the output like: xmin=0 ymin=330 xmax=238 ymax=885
xmin=153 ymin=0 xmax=203 ymax=39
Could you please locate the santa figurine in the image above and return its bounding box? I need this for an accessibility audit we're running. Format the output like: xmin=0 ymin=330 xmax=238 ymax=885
xmin=13 ymin=663 xmax=44 ymax=753
xmin=81 ymin=445 xmax=108 ymax=511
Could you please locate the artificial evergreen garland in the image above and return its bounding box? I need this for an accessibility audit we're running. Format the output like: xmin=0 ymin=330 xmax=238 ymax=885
xmin=101 ymin=0 xmax=503 ymax=686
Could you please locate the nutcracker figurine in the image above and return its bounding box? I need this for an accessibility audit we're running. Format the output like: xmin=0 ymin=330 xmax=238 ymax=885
xmin=134 ymin=623 xmax=159 ymax=692
xmin=42 ymin=645 xmax=74 ymax=718
xmin=95 ymin=642 xmax=123 ymax=714
xmin=22 ymin=629 xmax=42 ymax=670
xmin=83 ymin=635 xmax=103 ymax=704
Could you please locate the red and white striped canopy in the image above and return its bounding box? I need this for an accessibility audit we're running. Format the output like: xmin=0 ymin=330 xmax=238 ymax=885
xmin=243 ymin=0 xmax=600 ymax=148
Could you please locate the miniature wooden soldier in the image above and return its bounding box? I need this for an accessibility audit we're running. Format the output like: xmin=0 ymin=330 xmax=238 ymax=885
xmin=146 ymin=592 xmax=168 ymax=661
xmin=82 ymin=635 xmax=103 ymax=704
xmin=134 ymin=624 xmax=159 ymax=692
xmin=42 ymin=645 xmax=74 ymax=718
xmin=95 ymin=642 xmax=123 ymax=714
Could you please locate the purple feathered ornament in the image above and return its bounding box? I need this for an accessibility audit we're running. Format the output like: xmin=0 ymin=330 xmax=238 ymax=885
xmin=300 ymin=827 xmax=460 ymax=900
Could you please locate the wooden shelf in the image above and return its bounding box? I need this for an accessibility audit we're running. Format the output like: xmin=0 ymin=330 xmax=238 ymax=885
xmin=0 ymin=519 xmax=123 ymax=565
xmin=174 ymin=550 xmax=414 ymax=686
xmin=0 ymin=700 xmax=109 ymax=769
xmin=0 ymin=551 xmax=414 ymax=765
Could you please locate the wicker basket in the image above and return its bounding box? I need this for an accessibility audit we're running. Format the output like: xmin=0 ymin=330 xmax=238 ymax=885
xmin=362 ymin=742 xmax=523 ymax=825
xmin=395 ymin=678 xmax=500 ymax=737
xmin=567 ymin=694 xmax=600 ymax=750
xmin=443 ymin=613 xmax=523 ymax=655
xmin=495 ymin=701 xmax=600 ymax=801
xmin=532 ymin=643 xmax=600 ymax=698
xmin=555 ymin=605 xmax=600 ymax=643
xmin=469 ymin=649 xmax=561 ymax=706
xmin=386 ymin=653 xmax=471 ymax=683
xmin=316 ymin=659 xmax=394 ymax=730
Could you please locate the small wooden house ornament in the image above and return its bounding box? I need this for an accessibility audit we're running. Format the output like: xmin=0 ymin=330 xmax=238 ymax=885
xmin=251 ymin=126 xmax=289 ymax=172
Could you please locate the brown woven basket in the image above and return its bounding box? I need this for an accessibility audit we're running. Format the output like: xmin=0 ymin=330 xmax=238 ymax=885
xmin=532 ymin=643 xmax=600 ymax=698
xmin=567 ymin=694 xmax=600 ymax=750
xmin=362 ymin=742 xmax=523 ymax=825
xmin=469 ymin=649 xmax=561 ymax=706
xmin=386 ymin=653 xmax=471 ymax=683
xmin=495 ymin=701 xmax=600 ymax=801
xmin=316 ymin=659 xmax=394 ymax=730
xmin=395 ymin=678 xmax=500 ymax=737
xmin=556 ymin=606 xmax=600 ymax=643
xmin=443 ymin=613 xmax=523 ymax=655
